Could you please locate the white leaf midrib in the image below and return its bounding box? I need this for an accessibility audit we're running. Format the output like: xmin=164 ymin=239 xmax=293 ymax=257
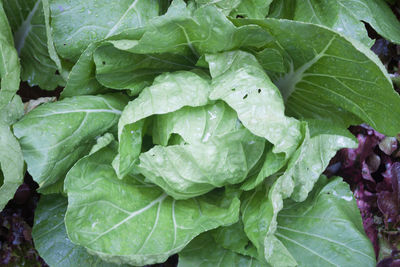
xmin=105 ymin=0 xmax=139 ymax=38
xmin=14 ymin=0 xmax=41 ymax=54
xmin=277 ymin=225 xmax=374 ymax=260
xmin=275 ymin=36 xmax=336 ymax=101
xmin=275 ymin=232 xmax=339 ymax=266
xmin=29 ymin=108 xmax=122 ymax=118
xmin=86 ymin=193 xmax=168 ymax=245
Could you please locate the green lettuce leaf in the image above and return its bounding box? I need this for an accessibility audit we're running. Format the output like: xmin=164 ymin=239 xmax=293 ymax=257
xmin=108 ymin=0 xmax=271 ymax=55
xmin=211 ymin=219 xmax=259 ymax=259
xmin=152 ymin=101 xmax=238 ymax=146
xmin=115 ymin=71 xmax=211 ymax=178
xmin=42 ymin=0 xmax=70 ymax=80
xmin=103 ymin=6 xmax=400 ymax=138
xmin=233 ymin=18 xmax=400 ymax=136
xmin=275 ymin=176 xmax=376 ymax=266
xmin=0 ymin=2 xmax=20 ymax=111
xmin=60 ymin=27 xmax=145 ymax=98
xmin=192 ymin=0 xmax=241 ymax=15
xmin=178 ymin=232 xmax=263 ymax=267
xmin=32 ymin=194 xmax=122 ymax=267
xmin=59 ymin=0 xmax=271 ymax=97
xmin=254 ymin=47 xmax=286 ymax=73
xmin=49 ymin=0 xmax=161 ymax=60
xmin=93 ymin=43 xmax=197 ymax=95
xmin=240 ymin=143 xmax=287 ymax=191
xmin=191 ymin=0 xmax=272 ymax=19
xmin=64 ymin=142 xmax=240 ymax=266
xmin=61 ymin=43 xmax=109 ymax=98
xmin=137 ymin=129 xmax=265 ymax=199
xmin=3 ymin=0 xmax=62 ymax=90
xmin=241 ymin=183 xmax=296 ymax=265
xmin=0 ymin=88 xmax=24 ymax=210
xmin=268 ymin=0 xmax=400 ymax=46
xmin=13 ymin=94 xmax=128 ymax=191
xmin=89 ymin=133 xmax=116 ymax=155
xmin=0 ymin=122 xmax=24 ymax=210
xmin=0 ymin=95 xmax=24 ymax=125
xmin=207 ymin=50 xmax=302 ymax=157
xmin=230 ymin=0 xmax=273 ymax=19
xmin=241 ymin=121 xmax=357 ymax=265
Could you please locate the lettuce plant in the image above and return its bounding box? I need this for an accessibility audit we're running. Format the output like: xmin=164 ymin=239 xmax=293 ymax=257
xmin=1 ymin=0 xmax=400 ymax=266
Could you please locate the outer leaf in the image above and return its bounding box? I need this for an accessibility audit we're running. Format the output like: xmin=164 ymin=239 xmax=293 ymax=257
xmin=42 ymin=0 xmax=69 ymax=80
xmin=49 ymin=0 xmax=161 ymax=60
xmin=93 ymin=44 xmax=196 ymax=95
xmin=37 ymin=133 xmax=116 ymax=196
xmin=207 ymin=50 xmax=302 ymax=157
xmin=109 ymin=0 xmax=271 ymax=56
xmin=13 ymin=94 xmax=128 ymax=191
xmin=266 ymin=1 xmax=294 ymax=19
xmin=178 ymin=232 xmax=263 ymax=267
xmin=137 ymin=129 xmax=265 ymax=199
xmin=242 ymin=183 xmax=297 ymax=266
xmin=268 ymin=0 xmax=400 ymax=46
xmin=64 ymin=144 xmax=240 ymax=266
xmin=115 ymin=71 xmax=210 ymax=178
xmin=60 ymin=28 xmax=146 ymax=98
xmin=61 ymin=43 xmax=108 ymax=98
xmin=275 ymin=176 xmax=376 ymax=267
xmin=230 ymin=0 xmax=273 ymax=19
xmin=32 ymin=194 xmax=121 ymax=267
xmin=3 ymin=0 xmax=62 ymax=90
xmin=0 ymin=2 xmax=20 ymax=111
xmin=192 ymin=0 xmax=242 ymax=15
xmin=0 ymin=95 xmax=24 ymax=125
xmin=240 ymin=143 xmax=287 ymax=191
xmin=89 ymin=133 xmax=116 ymax=155
xmin=152 ymin=101 xmax=238 ymax=146
xmin=59 ymin=0 xmax=271 ymax=95
xmin=0 ymin=122 xmax=24 ymax=210
xmin=255 ymin=47 xmax=286 ymax=73
xmin=211 ymin=220 xmax=259 ymax=259
xmin=242 ymin=121 xmax=358 ymax=265
xmin=233 ymin=18 xmax=400 ymax=136
xmin=0 ymin=93 xmax=24 ymax=211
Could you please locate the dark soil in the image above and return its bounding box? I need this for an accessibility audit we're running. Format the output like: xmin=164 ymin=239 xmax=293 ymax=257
xmin=0 ymin=174 xmax=46 ymax=266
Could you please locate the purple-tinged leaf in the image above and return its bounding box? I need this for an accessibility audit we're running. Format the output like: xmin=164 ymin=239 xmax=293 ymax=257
xmin=378 ymin=191 xmax=398 ymax=226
